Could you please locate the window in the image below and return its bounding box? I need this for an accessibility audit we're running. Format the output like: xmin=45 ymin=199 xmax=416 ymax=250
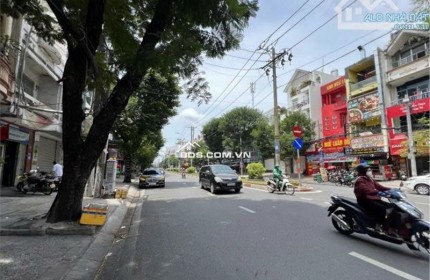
xmin=22 ymin=75 xmax=35 ymax=96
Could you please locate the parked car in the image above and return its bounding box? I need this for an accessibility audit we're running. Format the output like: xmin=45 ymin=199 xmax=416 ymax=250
xmin=199 ymin=164 xmax=242 ymax=194
xmin=401 ymin=174 xmax=430 ymax=195
xmin=139 ymin=168 xmax=165 ymax=188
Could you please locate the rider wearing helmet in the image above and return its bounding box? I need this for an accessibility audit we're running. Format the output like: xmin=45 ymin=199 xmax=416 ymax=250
xmin=353 ymin=163 xmax=392 ymax=232
xmin=273 ymin=165 xmax=283 ymax=189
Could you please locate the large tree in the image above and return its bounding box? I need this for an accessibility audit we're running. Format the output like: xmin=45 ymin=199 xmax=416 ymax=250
xmin=219 ymin=107 xmax=264 ymax=152
xmin=3 ymin=0 xmax=258 ymax=222
xmin=113 ymin=71 xmax=180 ymax=182
xmin=279 ymin=111 xmax=315 ymax=159
xmin=201 ymin=118 xmax=224 ymax=153
xmin=251 ymin=118 xmax=273 ymax=161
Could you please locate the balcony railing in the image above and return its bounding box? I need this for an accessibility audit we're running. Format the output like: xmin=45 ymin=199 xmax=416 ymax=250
xmin=391 ymin=89 xmax=429 ymax=106
xmin=349 ymin=75 xmax=377 ymax=92
xmin=392 ymin=48 xmax=429 ymax=68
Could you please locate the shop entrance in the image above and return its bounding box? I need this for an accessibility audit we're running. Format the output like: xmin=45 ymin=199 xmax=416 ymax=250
xmin=2 ymin=141 xmax=18 ymax=186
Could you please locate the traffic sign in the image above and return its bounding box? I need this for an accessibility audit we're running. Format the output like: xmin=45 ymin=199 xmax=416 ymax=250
xmin=293 ymin=125 xmax=303 ymax=137
xmin=292 ymin=138 xmax=303 ymax=150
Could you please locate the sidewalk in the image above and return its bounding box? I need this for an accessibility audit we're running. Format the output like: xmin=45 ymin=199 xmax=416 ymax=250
xmin=0 ymin=179 xmax=139 ymax=280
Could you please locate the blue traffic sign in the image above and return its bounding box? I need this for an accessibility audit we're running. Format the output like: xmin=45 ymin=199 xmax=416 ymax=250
xmin=292 ymin=138 xmax=303 ymax=150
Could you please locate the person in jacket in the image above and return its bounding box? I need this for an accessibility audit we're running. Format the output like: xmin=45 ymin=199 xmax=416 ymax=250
xmin=273 ymin=165 xmax=283 ymax=189
xmin=353 ymin=164 xmax=392 ymax=232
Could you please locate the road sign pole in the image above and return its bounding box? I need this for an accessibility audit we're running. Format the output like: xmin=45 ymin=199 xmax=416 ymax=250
xmin=297 ymin=149 xmax=301 ymax=186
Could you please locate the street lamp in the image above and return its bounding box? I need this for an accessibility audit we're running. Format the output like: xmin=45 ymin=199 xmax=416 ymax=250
xmin=402 ymin=96 xmax=417 ymax=177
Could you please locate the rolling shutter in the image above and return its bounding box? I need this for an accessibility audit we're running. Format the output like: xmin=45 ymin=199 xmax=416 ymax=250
xmin=37 ymin=137 xmax=56 ymax=172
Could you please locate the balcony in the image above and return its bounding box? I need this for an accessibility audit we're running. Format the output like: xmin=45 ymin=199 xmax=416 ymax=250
xmin=391 ymin=89 xmax=429 ymax=106
xmin=0 ymin=55 xmax=14 ymax=103
xmin=392 ymin=48 xmax=429 ymax=68
xmin=387 ymin=54 xmax=429 ymax=85
xmin=349 ymin=75 xmax=377 ymax=96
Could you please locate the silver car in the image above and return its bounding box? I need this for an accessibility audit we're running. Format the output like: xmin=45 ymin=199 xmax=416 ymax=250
xmin=402 ymin=174 xmax=430 ymax=195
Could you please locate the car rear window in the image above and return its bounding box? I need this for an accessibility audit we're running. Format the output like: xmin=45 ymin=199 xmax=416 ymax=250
xmin=143 ymin=170 xmax=160 ymax=175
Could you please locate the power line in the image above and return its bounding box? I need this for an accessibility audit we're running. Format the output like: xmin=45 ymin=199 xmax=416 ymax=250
xmin=267 ymin=0 xmax=327 ymax=47
xmin=196 ymin=1 xmax=315 ymax=126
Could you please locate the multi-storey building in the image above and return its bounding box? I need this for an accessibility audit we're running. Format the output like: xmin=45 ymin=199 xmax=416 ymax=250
xmin=379 ymin=30 xmax=429 ymax=177
xmin=283 ymin=69 xmax=339 ymax=174
xmin=344 ymin=54 xmax=391 ymax=180
xmin=305 ymin=76 xmax=356 ymax=175
xmin=0 ymin=10 xmax=66 ymax=186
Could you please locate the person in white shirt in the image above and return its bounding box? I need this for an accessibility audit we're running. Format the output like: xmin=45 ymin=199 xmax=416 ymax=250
xmin=52 ymin=161 xmax=63 ymax=183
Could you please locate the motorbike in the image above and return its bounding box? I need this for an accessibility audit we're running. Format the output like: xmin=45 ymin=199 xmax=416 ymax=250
xmin=327 ymin=189 xmax=429 ymax=253
xmin=16 ymin=170 xmax=56 ymax=195
xmin=267 ymin=175 xmax=295 ymax=195
xmin=399 ymin=171 xmax=407 ymax=181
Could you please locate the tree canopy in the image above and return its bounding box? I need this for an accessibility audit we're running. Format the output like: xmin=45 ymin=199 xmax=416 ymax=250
xmin=3 ymin=0 xmax=259 ymax=222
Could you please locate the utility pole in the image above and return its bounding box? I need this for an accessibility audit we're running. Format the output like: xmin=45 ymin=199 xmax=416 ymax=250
xmin=262 ymin=47 xmax=292 ymax=168
xmin=250 ymin=82 xmax=256 ymax=108
xmin=271 ymin=47 xmax=280 ymax=167
xmin=403 ymin=97 xmax=417 ymax=177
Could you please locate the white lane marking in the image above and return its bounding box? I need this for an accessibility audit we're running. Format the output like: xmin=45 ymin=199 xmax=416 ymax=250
xmin=239 ymin=206 xmax=256 ymax=213
xmin=300 ymin=197 xmax=313 ymax=201
xmin=349 ymin=252 xmax=422 ymax=280
xmin=415 ymin=202 xmax=429 ymax=205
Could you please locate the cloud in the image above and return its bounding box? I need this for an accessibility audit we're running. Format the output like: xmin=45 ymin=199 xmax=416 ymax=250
xmin=179 ymin=108 xmax=204 ymax=122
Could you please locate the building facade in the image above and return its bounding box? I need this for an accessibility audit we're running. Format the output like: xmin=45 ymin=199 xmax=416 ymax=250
xmin=380 ymin=30 xmax=430 ymax=177
xmin=0 ymin=11 xmax=66 ymax=186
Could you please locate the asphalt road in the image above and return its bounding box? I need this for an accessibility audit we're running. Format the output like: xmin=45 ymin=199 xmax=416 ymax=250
xmin=97 ymin=173 xmax=429 ymax=280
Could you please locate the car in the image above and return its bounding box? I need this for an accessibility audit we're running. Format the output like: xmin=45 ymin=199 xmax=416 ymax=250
xmin=139 ymin=168 xmax=165 ymax=188
xmin=199 ymin=164 xmax=242 ymax=194
xmin=401 ymin=174 xmax=430 ymax=195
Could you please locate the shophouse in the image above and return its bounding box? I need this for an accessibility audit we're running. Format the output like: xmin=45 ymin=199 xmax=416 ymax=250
xmin=284 ymin=69 xmax=339 ymax=174
xmin=305 ymin=76 xmax=356 ymax=174
xmin=379 ymin=30 xmax=429 ymax=177
xmin=345 ymin=52 xmax=395 ymax=181
xmin=0 ymin=11 xmax=66 ymax=186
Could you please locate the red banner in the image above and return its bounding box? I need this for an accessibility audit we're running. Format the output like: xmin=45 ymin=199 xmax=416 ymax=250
xmin=322 ymin=137 xmax=350 ymax=153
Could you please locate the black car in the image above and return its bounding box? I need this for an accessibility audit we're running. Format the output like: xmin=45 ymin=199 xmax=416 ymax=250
xmin=139 ymin=168 xmax=165 ymax=188
xmin=199 ymin=164 xmax=242 ymax=194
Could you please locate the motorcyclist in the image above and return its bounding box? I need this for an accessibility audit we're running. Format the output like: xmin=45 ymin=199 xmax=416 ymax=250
xmin=353 ymin=163 xmax=392 ymax=233
xmin=273 ymin=165 xmax=283 ymax=190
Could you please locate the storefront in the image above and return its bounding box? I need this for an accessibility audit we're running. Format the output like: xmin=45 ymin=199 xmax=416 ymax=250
xmin=0 ymin=123 xmax=30 ymax=186
xmin=32 ymin=132 xmax=62 ymax=172
xmin=345 ymin=134 xmax=393 ymax=180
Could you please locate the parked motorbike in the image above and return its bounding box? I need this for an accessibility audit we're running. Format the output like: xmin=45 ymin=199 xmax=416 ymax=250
xmin=327 ymin=189 xmax=429 ymax=253
xmin=16 ymin=170 xmax=56 ymax=195
xmin=399 ymin=171 xmax=407 ymax=181
xmin=267 ymin=175 xmax=295 ymax=195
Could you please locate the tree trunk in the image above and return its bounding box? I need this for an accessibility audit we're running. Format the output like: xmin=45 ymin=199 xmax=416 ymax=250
xmin=46 ymin=0 xmax=173 ymax=223
xmin=123 ymin=151 xmax=132 ymax=183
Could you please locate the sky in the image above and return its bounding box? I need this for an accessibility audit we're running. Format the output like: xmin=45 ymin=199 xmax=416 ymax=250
xmin=158 ymin=0 xmax=414 ymax=160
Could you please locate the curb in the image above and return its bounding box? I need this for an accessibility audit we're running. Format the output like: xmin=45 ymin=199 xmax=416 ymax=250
xmin=61 ymin=185 xmax=140 ymax=280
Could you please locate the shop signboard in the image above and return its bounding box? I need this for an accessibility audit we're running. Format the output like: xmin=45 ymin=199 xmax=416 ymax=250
xmin=322 ymin=137 xmax=350 ymax=153
xmin=350 ymin=134 xmax=384 ymax=149
xmin=345 ymin=147 xmax=385 ymax=155
xmin=321 ymin=77 xmax=345 ymax=95
xmin=307 ymin=152 xmax=356 ymax=163
xmin=347 ymin=91 xmax=380 ymax=123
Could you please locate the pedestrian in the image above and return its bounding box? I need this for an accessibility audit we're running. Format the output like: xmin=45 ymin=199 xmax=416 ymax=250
xmin=52 ymin=161 xmax=63 ymax=183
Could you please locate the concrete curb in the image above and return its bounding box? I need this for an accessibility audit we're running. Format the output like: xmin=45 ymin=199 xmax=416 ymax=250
xmin=61 ymin=185 xmax=140 ymax=280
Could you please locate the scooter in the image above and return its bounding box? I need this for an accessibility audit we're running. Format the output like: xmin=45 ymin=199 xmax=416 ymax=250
xmin=267 ymin=175 xmax=295 ymax=195
xmin=16 ymin=171 xmax=56 ymax=195
xmin=327 ymin=189 xmax=429 ymax=253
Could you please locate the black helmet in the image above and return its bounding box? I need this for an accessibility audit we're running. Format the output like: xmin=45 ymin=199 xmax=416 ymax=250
xmin=355 ymin=163 xmax=369 ymax=176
